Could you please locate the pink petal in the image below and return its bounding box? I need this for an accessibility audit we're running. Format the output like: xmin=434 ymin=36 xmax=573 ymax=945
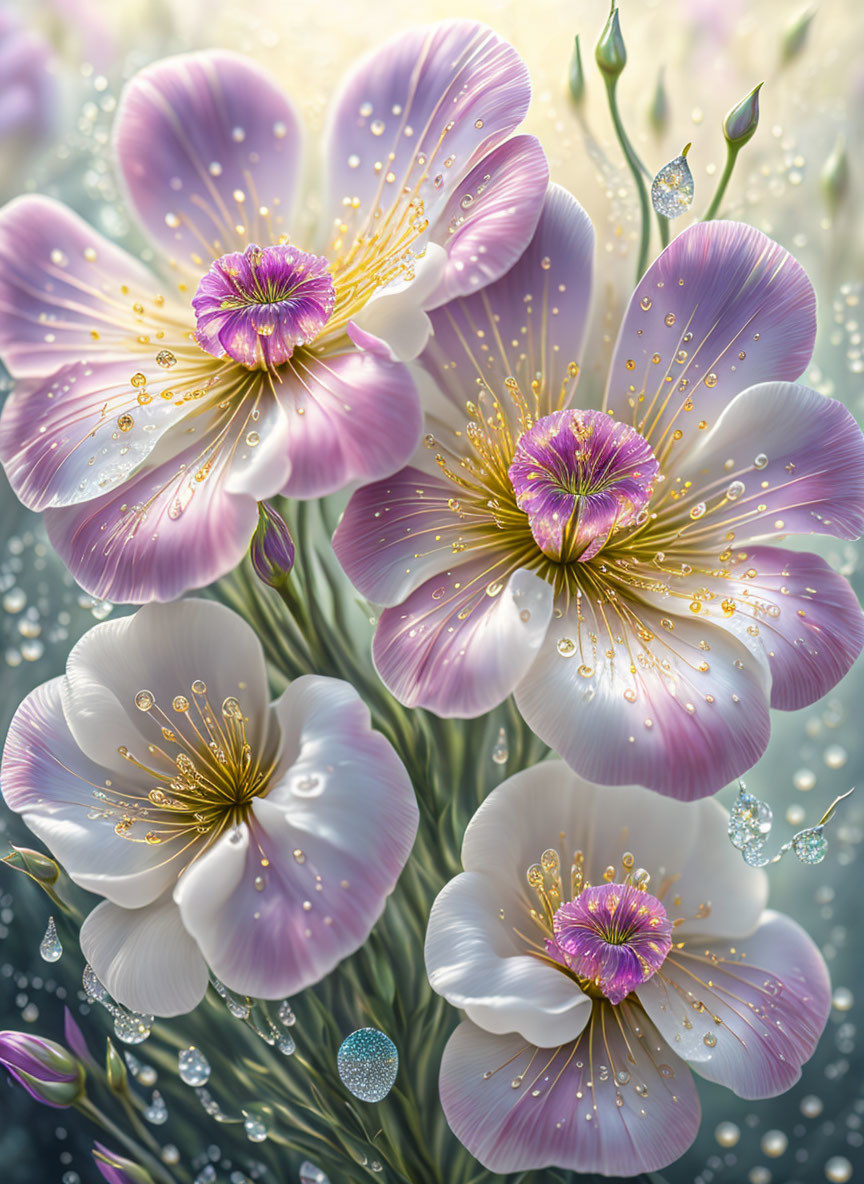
xmin=44 ymin=389 xmax=291 ymax=603
xmin=422 ymin=184 xmax=594 ymax=419
xmin=174 ymin=675 xmax=417 ymax=997
xmin=80 ymin=895 xmax=208 ymax=1018
xmin=1 ymin=678 xmax=176 ymax=907
xmin=115 ymin=51 xmax=302 ymax=268
xmin=277 ymin=349 xmax=421 ymax=498
xmin=639 ymin=910 xmax=830 ymax=1098
xmin=332 ymin=466 xmax=467 ymax=607
xmin=428 ymin=134 xmax=549 ymax=307
xmin=373 ymin=561 xmax=554 ymax=717
xmin=439 ymin=1007 xmax=700 ymax=1175
xmin=515 ymin=596 xmax=771 ymax=800
xmin=0 ymin=196 xmax=170 ymax=378
xmin=663 ymin=545 xmax=864 ymax=711
xmin=605 ymin=221 xmax=816 ymax=460
xmin=664 ymin=381 xmax=864 ymax=544
xmin=325 ymin=20 xmax=530 ymax=254
xmin=0 ymin=358 xmax=203 ymax=512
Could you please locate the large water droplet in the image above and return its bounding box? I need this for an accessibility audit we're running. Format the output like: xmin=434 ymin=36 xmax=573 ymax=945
xmin=277 ymin=999 xmax=296 ymax=1026
xmin=39 ymin=917 xmax=62 ymax=963
xmin=82 ymin=964 xmax=108 ymax=1001
xmin=491 ymin=726 xmax=508 ymax=765
xmin=242 ymin=1105 xmax=271 ymax=1142
xmin=178 ymin=1046 xmax=211 ymax=1086
xmin=113 ymin=1009 xmax=154 ymax=1045
xmin=792 ymin=826 xmax=828 ymax=864
xmin=337 ymin=1028 xmax=398 ymax=1102
xmin=651 ymin=148 xmax=695 ymax=219
xmin=144 ymin=1089 xmax=168 ymax=1124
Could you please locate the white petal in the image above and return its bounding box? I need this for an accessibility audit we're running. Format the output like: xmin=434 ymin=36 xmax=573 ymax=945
xmin=425 ymin=871 xmax=591 ymax=1045
xmin=80 ymin=895 xmax=208 ymax=1017
xmin=349 ymin=244 xmax=447 ymax=362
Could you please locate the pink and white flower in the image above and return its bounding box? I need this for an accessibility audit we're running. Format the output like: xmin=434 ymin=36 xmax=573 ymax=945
xmin=1 ymin=599 xmax=418 ymax=1016
xmin=425 ymin=761 xmax=831 ymax=1176
xmin=0 ymin=21 xmax=548 ymax=603
xmin=334 ymin=186 xmax=864 ymax=799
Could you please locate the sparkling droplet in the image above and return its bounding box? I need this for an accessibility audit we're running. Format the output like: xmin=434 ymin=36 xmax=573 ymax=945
xmin=703 ymin=1032 xmax=717 ymax=1048
xmin=155 ymin=350 xmax=177 ymax=368
xmin=726 ymin=480 xmax=745 ymax=501
xmin=792 ymin=827 xmax=828 ymax=864
xmin=113 ymin=1009 xmax=153 ymax=1045
xmin=144 ymin=1090 xmax=168 ymax=1124
xmin=178 ymin=1047 xmax=211 ymax=1086
xmin=39 ymin=917 xmax=62 ymax=963
xmin=82 ymin=965 xmax=108 ymax=1001
xmin=754 ymin=453 xmax=768 ymax=469
xmin=278 ymin=999 xmax=296 ymax=1026
xmin=243 ymin=1112 xmax=270 ymax=1143
xmin=742 ymin=841 xmax=770 ymax=867
xmin=135 ymin=689 xmax=154 ymax=711
xmin=651 ymin=151 xmax=695 ymax=219
xmin=337 ymin=1028 xmax=398 ymax=1103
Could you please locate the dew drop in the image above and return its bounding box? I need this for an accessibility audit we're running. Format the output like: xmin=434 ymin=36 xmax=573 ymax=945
xmin=39 ymin=917 xmax=62 ymax=963
xmin=178 ymin=1047 xmax=211 ymax=1086
xmin=337 ymin=1028 xmax=398 ymax=1102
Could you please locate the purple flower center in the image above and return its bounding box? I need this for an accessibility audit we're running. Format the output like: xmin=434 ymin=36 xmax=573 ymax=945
xmin=192 ymin=243 xmax=336 ymax=370
xmin=546 ymin=881 xmax=673 ymax=1005
xmin=508 ymin=409 xmax=659 ymax=563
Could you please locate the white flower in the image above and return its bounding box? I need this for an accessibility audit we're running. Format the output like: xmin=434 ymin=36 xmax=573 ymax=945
xmin=2 ymin=599 xmax=418 ymax=1016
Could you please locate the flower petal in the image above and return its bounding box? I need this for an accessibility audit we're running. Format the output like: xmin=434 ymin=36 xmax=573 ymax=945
xmin=458 ymin=762 xmax=767 ymax=941
xmin=1 ymin=678 xmax=176 ymax=907
xmin=332 ymin=465 xmax=468 ymax=606
xmin=374 ymin=561 xmax=554 ymax=717
xmin=276 ymin=349 xmax=421 ymax=498
xmin=347 ymin=243 xmax=445 ymax=364
xmin=664 ymin=545 xmax=864 ymax=711
xmin=80 ymin=895 xmax=208 ymax=1017
xmin=425 ymin=871 xmax=592 ymax=1046
xmin=605 ymin=221 xmax=816 ymax=459
xmin=325 ymin=20 xmax=530 ymax=252
xmin=422 ymin=184 xmax=595 ymax=418
xmin=0 ymin=358 xmax=205 ymax=511
xmin=427 ymin=134 xmax=549 ymax=307
xmin=660 ymin=382 xmax=864 ymax=545
xmin=0 ymin=196 xmax=176 ymax=378
xmin=639 ymin=910 xmax=830 ymax=1098
xmin=44 ymin=390 xmax=291 ymax=603
xmin=174 ymin=675 xmax=417 ymax=998
xmin=515 ymin=596 xmax=771 ymax=799
xmin=439 ymin=1007 xmax=700 ymax=1176
xmin=60 ymin=600 xmax=271 ymax=777
xmin=115 ymin=51 xmax=303 ymax=268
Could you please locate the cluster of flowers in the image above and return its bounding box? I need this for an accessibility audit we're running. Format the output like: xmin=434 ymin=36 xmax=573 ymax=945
xmin=0 ymin=18 xmax=862 ymax=1178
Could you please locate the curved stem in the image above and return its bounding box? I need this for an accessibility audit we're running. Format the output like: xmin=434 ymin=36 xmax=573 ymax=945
xmin=703 ymin=142 xmax=740 ymax=220
xmin=77 ymin=1098 xmax=180 ymax=1184
xmin=604 ymin=75 xmax=653 ymax=280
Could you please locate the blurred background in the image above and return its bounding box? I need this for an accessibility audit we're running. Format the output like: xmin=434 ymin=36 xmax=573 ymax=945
xmin=0 ymin=0 xmax=862 ymax=1181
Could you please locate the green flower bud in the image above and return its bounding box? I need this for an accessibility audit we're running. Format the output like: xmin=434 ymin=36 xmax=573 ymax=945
xmin=568 ymin=35 xmax=585 ymax=104
xmin=4 ymin=846 xmax=60 ymax=885
xmin=250 ymin=501 xmax=295 ymax=589
xmin=821 ymin=135 xmax=849 ymax=217
xmin=781 ymin=6 xmax=816 ymax=65
xmin=723 ymin=83 xmax=763 ymax=148
xmin=105 ymin=1038 xmax=128 ymax=1094
xmin=595 ymin=7 xmax=626 ymax=79
xmin=648 ymin=67 xmax=669 ymax=136
xmin=0 ymin=1031 xmax=85 ymax=1108
xmin=93 ymin=1142 xmax=156 ymax=1184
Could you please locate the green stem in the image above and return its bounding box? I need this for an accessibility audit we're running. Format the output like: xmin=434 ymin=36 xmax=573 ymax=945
xmin=77 ymin=1098 xmax=180 ymax=1184
xmin=703 ymin=142 xmax=739 ymax=220
xmin=604 ymin=75 xmax=652 ymax=280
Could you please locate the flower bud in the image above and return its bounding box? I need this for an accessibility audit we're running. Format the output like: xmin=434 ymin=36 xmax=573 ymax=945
xmin=821 ymin=135 xmax=849 ymax=216
xmin=595 ymin=7 xmax=626 ymax=79
xmin=0 ymin=1031 xmax=85 ymax=1108
xmin=568 ymin=35 xmax=585 ymax=104
xmin=648 ymin=67 xmax=669 ymax=136
xmin=105 ymin=1038 xmax=128 ymax=1094
xmin=4 ymin=845 xmax=60 ymax=884
xmin=93 ymin=1142 xmax=156 ymax=1184
xmin=723 ymin=83 xmax=763 ymax=148
xmin=781 ymin=6 xmax=816 ymax=65
xmin=250 ymin=501 xmax=295 ymax=588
